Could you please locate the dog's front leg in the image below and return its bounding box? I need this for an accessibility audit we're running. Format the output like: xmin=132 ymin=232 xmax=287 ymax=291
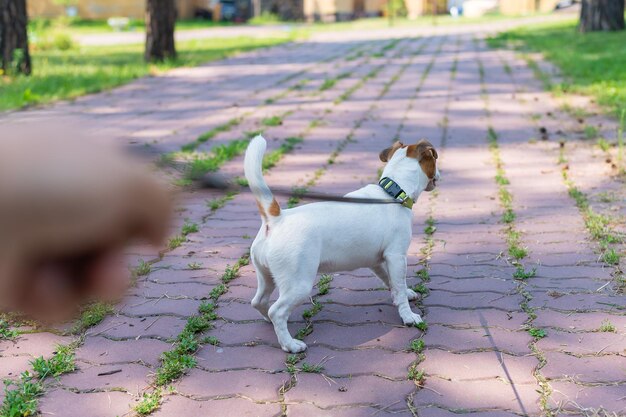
xmin=385 ymin=253 xmax=423 ymax=326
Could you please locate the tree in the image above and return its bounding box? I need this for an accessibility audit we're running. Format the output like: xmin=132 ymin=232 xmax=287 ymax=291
xmin=0 ymin=0 xmax=32 ymax=75
xmin=579 ymin=0 xmax=625 ymax=33
xmin=145 ymin=0 xmax=176 ymax=62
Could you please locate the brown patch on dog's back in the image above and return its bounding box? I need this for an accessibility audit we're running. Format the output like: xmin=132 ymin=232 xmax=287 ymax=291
xmin=269 ymin=198 xmax=281 ymax=217
xmin=379 ymin=141 xmax=405 ymax=162
xmin=407 ymin=139 xmax=438 ymax=178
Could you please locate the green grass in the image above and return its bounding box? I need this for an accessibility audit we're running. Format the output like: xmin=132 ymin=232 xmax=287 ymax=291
xmin=0 ymin=319 xmax=18 ymax=341
xmin=407 ymin=364 xmax=425 ymax=385
xmin=181 ymin=222 xmax=199 ymax=236
xmin=1 ymin=36 xmax=296 ymax=112
xmin=528 ymin=327 xmax=547 ymax=339
xmin=209 ymin=283 xmax=228 ymax=301
xmin=29 ymin=18 xmax=234 ymax=36
xmin=598 ymin=319 xmax=616 ymax=333
xmin=133 ymin=259 xmax=152 ymax=277
xmin=71 ymin=302 xmax=114 ymax=334
xmin=415 ymin=269 xmax=430 ymax=282
xmin=31 ymin=345 xmax=75 ymax=379
xmin=1 ymin=372 xmax=44 ymax=417
xmin=409 ymin=339 xmax=425 ymax=353
xmin=424 ymin=217 xmax=436 ymax=235
xmin=181 ymin=118 xmax=242 ymax=152
xmin=300 ymin=362 xmax=324 ymax=373
xmin=168 ymin=234 xmax=186 ymax=250
xmin=261 ymin=115 xmax=283 ymax=126
xmin=412 ymin=283 xmax=429 ymax=295
xmin=207 ymin=191 xmax=237 ymax=211
xmin=513 ymin=266 xmax=536 ymax=280
xmin=488 ymin=19 xmax=626 ymax=117
xmin=262 ymin=136 xmax=303 ymax=171
xmin=316 ymin=274 xmax=333 ymax=296
xmin=184 ymin=139 xmax=251 ymax=180
xmin=134 ymin=389 xmax=162 ymax=416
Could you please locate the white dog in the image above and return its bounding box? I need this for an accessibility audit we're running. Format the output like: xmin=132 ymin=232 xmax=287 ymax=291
xmin=244 ymin=136 xmax=440 ymax=353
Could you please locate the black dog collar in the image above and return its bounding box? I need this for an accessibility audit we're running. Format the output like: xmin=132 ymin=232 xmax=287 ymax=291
xmin=378 ymin=177 xmax=414 ymax=209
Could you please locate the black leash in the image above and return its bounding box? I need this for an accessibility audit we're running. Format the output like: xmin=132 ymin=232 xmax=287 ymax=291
xmin=198 ymin=173 xmax=403 ymax=205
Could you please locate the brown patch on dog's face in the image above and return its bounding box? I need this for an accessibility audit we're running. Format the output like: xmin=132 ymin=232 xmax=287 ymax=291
xmin=269 ymin=198 xmax=281 ymax=217
xmin=379 ymin=141 xmax=405 ymax=162
xmin=406 ymin=139 xmax=438 ymax=191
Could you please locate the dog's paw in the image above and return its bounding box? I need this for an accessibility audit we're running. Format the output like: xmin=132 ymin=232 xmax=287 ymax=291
xmin=402 ymin=312 xmax=423 ymax=326
xmin=406 ymin=288 xmax=419 ymax=300
xmin=281 ymin=338 xmax=308 ymax=353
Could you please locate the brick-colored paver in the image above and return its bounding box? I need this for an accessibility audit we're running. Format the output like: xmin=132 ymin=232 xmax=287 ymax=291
xmin=1 ymin=13 xmax=623 ymax=417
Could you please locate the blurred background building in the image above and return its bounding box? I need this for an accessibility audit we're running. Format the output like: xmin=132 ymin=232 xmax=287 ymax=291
xmin=27 ymin=0 xmax=565 ymax=22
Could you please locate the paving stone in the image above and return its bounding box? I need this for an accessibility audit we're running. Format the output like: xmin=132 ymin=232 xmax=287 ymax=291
xmin=153 ymin=395 xmax=282 ymax=417
xmin=77 ymin=336 xmax=170 ymax=367
xmin=548 ymin=381 xmax=626 ymax=414
xmin=59 ymin=362 xmax=151 ymax=391
xmin=175 ymin=368 xmax=285 ymax=401
xmin=196 ymin=344 xmax=286 ymax=372
xmin=303 ymin=345 xmax=415 ymax=379
xmin=420 ymin=350 xmax=537 ymax=384
xmin=426 ymin=307 xmax=527 ymax=330
xmin=307 ymin=322 xmax=422 ymax=351
xmin=285 ymin=374 xmax=414 ymax=409
xmin=533 ymin=311 xmax=626 ymax=333
xmin=87 ymin=315 xmax=186 ymax=340
xmin=423 ymin=324 xmax=532 ymax=355
xmin=529 ymin=292 xmax=626 ymax=312
xmin=413 ymin=378 xmax=541 ymax=415
xmin=542 ymin=351 xmax=626 ymax=384
xmin=286 ymin=403 xmax=406 ymax=416
xmin=417 ymin=408 xmax=522 ymax=417
xmin=39 ymin=389 xmax=134 ymax=417
xmin=425 ymin=290 xmax=522 ymax=310
xmin=536 ymin=329 xmax=626 ymax=356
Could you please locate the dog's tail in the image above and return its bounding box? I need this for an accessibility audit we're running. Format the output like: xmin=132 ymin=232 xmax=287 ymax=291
xmin=244 ymin=135 xmax=281 ymax=223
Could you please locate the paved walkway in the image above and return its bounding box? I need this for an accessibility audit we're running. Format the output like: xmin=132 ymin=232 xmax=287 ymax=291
xmin=1 ymin=17 xmax=624 ymax=417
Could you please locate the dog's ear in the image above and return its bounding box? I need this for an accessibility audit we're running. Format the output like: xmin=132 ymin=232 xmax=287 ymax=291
xmin=379 ymin=141 xmax=404 ymax=162
xmin=407 ymin=140 xmax=437 ymax=161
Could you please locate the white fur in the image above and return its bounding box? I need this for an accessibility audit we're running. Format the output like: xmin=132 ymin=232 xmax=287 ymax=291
xmin=244 ymin=135 xmax=440 ymax=353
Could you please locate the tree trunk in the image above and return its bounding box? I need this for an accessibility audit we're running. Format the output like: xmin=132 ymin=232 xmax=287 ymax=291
xmin=579 ymin=0 xmax=625 ymax=32
xmin=145 ymin=0 xmax=176 ymax=62
xmin=0 ymin=0 xmax=32 ymax=75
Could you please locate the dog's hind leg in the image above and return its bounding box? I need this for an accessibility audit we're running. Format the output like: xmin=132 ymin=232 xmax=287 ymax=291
xmin=251 ymin=262 xmax=274 ymax=322
xmin=371 ymin=265 xmax=391 ymax=288
xmin=268 ymin=276 xmax=313 ymax=353
xmin=384 ymin=253 xmax=423 ymax=325
xmin=372 ymin=264 xmax=418 ymax=300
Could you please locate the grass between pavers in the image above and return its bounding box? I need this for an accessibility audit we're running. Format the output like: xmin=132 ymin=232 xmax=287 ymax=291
xmin=561 ymin=166 xmax=624 ymax=293
xmin=0 ymin=319 xmax=19 ymax=341
xmin=133 ymin=253 xmax=249 ymax=415
xmin=171 ymin=41 xmax=382 ymax=185
xmin=488 ymin=19 xmax=626 ymax=117
xmin=405 ymin=41 xmax=457 ymax=393
xmin=0 ymin=36 xmax=298 ymax=112
xmin=475 ymin=44 xmax=554 ymax=414
xmin=1 ymin=342 xmax=79 ymax=417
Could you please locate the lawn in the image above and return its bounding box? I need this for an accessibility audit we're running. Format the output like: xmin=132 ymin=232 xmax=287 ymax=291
xmin=29 ymin=17 xmax=234 ymax=35
xmin=489 ymin=19 xmax=626 ymax=117
xmin=0 ymin=35 xmax=297 ymax=112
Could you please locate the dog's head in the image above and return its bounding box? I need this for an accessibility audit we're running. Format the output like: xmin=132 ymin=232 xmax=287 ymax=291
xmin=379 ymin=139 xmax=440 ymax=192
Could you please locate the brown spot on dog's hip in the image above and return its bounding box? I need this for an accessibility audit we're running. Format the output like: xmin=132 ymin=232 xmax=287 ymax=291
xmin=269 ymin=198 xmax=281 ymax=217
